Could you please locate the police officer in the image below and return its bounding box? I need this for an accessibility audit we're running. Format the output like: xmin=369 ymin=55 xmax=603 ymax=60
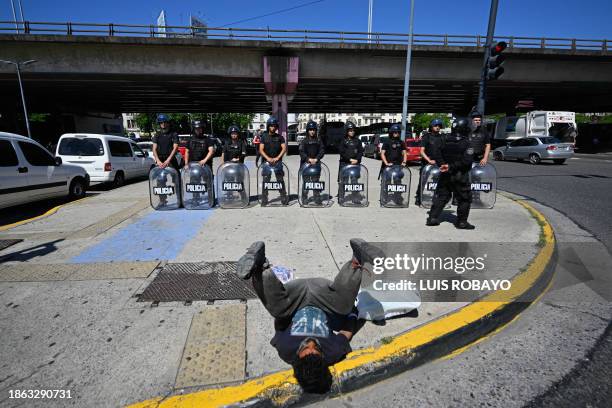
xmin=299 ymin=120 xmax=325 ymax=205
xmin=426 ymin=118 xmax=475 ymax=230
xmin=338 ymin=121 xmax=364 ymax=204
xmin=183 ymin=120 xmax=215 ymax=204
xmin=380 ymin=123 xmax=407 ymax=205
xmin=259 ymin=116 xmax=289 ymax=205
xmin=152 ymin=114 xmax=179 ymax=170
xmin=468 ymin=111 xmax=491 ymax=167
xmin=222 ymin=125 xmax=248 ymax=202
xmin=415 ymin=118 xmax=444 ymax=206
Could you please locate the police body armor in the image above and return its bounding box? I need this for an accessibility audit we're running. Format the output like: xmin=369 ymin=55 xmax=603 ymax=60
xmin=340 ymin=138 xmax=361 ymax=163
xmin=468 ymin=128 xmax=487 ymax=161
xmin=225 ymin=141 xmax=245 ymax=163
xmin=149 ymin=166 xmax=181 ymax=210
xmin=189 ymin=137 xmax=209 ymax=162
xmin=216 ymin=162 xmax=249 ymax=209
xmin=263 ymin=133 xmax=284 ymax=158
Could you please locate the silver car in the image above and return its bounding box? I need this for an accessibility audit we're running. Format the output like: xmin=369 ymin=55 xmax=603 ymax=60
xmin=493 ymin=137 xmax=574 ymax=165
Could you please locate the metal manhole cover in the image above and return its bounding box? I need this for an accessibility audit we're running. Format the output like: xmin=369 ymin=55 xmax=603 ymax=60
xmin=139 ymin=261 xmax=257 ymax=302
xmin=0 ymin=239 xmax=23 ymax=251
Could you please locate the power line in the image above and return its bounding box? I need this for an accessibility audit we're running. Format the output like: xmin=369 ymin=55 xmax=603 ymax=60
xmin=215 ymin=0 xmax=326 ymax=28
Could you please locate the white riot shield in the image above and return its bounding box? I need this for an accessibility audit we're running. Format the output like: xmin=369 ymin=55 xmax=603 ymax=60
xmin=181 ymin=163 xmax=214 ymax=210
xmin=470 ymin=163 xmax=497 ymax=209
xmin=298 ymin=162 xmax=331 ymax=208
xmin=380 ymin=165 xmax=411 ymax=208
xmin=258 ymin=162 xmax=290 ymax=206
xmin=149 ymin=166 xmax=181 ymax=210
xmin=338 ymin=164 xmax=369 ymax=207
xmin=216 ymin=162 xmax=250 ymax=209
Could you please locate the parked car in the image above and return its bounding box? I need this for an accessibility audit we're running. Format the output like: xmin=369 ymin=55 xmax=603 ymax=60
xmin=296 ymin=132 xmax=307 ymax=144
xmin=56 ymin=133 xmax=155 ymax=187
xmin=137 ymin=141 xmax=153 ymax=153
xmin=404 ymin=138 xmax=422 ymax=163
xmin=492 ymin=136 xmax=574 ymax=165
xmin=0 ymin=132 xmax=89 ymax=210
xmin=359 ymin=134 xmax=376 ymax=149
xmin=364 ymin=134 xmax=390 ymax=159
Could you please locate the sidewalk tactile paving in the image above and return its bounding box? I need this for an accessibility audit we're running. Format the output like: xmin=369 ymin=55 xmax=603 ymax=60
xmin=0 ymin=262 xmax=158 ymax=282
xmin=175 ymin=304 xmax=246 ymax=388
xmin=138 ymin=262 xmax=257 ymax=302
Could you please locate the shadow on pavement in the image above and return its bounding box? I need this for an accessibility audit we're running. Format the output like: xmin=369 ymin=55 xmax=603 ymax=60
xmin=0 ymin=239 xmax=64 ymax=263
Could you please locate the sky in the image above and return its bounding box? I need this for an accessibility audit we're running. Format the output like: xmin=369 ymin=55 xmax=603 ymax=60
xmin=2 ymin=0 xmax=611 ymax=39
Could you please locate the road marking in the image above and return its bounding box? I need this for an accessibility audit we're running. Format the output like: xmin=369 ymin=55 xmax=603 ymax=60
xmin=0 ymin=197 xmax=89 ymax=232
xmin=175 ymin=304 xmax=246 ymax=388
xmin=127 ymin=200 xmax=556 ymax=408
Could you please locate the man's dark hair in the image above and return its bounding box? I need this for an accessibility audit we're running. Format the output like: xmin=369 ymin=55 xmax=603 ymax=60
xmin=293 ymin=354 xmax=333 ymax=394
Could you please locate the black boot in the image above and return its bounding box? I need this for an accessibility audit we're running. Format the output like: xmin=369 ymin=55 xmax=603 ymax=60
xmin=350 ymin=238 xmax=385 ymax=267
xmin=455 ymin=221 xmax=476 ymax=230
xmin=426 ymin=217 xmax=440 ymax=226
xmin=237 ymin=241 xmax=267 ymax=279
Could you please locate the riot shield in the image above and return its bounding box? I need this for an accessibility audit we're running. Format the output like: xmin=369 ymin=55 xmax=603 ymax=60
xmin=149 ymin=166 xmax=181 ymax=210
xmin=470 ymin=163 xmax=497 ymax=209
xmin=257 ymin=162 xmax=290 ymax=206
xmin=380 ymin=165 xmax=411 ymax=208
xmin=419 ymin=165 xmax=449 ymax=209
xmin=181 ymin=163 xmax=214 ymax=210
xmin=338 ymin=164 xmax=369 ymax=207
xmin=298 ymin=162 xmax=331 ymax=208
xmin=216 ymin=162 xmax=250 ymax=209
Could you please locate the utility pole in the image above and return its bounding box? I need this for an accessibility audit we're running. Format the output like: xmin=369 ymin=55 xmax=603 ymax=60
xmin=0 ymin=59 xmax=36 ymax=138
xmin=367 ymin=0 xmax=373 ymax=43
xmin=10 ymin=0 xmax=19 ymax=33
xmin=400 ymin=0 xmax=415 ymax=140
xmin=476 ymin=0 xmax=500 ymax=116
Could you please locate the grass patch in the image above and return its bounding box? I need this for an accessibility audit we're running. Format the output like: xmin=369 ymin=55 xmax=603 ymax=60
xmin=380 ymin=336 xmax=394 ymax=345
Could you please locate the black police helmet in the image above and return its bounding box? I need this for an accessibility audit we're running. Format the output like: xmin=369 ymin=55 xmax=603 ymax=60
xmin=228 ymin=125 xmax=240 ymax=135
xmin=453 ymin=117 xmax=471 ymax=134
xmin=306 ymin=120 xmax=318 ymax=131
xmin=345 ymin=121 xmax=356 ymax=133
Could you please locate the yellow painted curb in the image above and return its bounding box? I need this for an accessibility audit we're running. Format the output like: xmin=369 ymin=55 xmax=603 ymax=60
xmin=127 ymin=199 xmax=555 ymax=408
xmin=0 ymin=197 xmax=89 ymax=232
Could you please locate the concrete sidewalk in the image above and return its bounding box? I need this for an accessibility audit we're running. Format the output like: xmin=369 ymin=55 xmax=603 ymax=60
xmin=0 ymin=154 xmax=542 ymax=408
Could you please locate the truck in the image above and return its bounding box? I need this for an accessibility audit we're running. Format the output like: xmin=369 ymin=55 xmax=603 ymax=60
xmin=492 ymin=111 xmax=578 ymax=147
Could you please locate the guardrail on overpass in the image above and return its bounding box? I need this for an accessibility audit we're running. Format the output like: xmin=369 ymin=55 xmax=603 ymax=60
xmin=1 ymin=21 xmax=609 ymax=52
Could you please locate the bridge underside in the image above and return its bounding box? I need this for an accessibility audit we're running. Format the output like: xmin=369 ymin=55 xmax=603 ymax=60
xmin=1 ymin=73 xmax=610 ymax=114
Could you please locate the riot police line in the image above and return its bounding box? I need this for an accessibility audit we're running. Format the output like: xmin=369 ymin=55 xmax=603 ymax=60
xmin=148 ymin=115 xmax=497 ymax=227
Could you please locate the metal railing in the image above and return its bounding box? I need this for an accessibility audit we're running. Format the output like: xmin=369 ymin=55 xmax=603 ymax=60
xmin=0 ymin=21 xmax=609 ymax=52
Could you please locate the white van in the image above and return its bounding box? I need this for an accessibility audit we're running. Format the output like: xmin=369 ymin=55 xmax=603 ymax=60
xmin=0 ymin=132 xmax=89 ymax=210
xmin=493 ymin=111 xmax=578 ymax=147
xmin=56 ymin=133 xmax=155 ymax=186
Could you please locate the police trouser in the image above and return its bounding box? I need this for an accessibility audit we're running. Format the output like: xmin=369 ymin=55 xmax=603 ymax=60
xmin=261 ymin=164 xmax=287 ymax=201
xmin=250 ymin=261 xmax=363 ymax=326
xmin=338 ymin=163 xmax=361 ymax=201
xmin=416 ymin=162 xmax=427 ymax=201
xmin=429 ymin=170 xmax=471 ymax=223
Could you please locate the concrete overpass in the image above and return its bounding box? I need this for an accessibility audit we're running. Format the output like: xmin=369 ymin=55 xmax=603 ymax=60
xmin=0 ymin=24 xmax=611 ymax=116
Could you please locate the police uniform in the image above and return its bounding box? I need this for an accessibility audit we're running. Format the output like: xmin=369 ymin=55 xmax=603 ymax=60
xmin=222 ymin=139 xmax=248 ymax=202
xmin=468 ymin=127 xmax=491 ymax=162
xmin=260 ymin=132 xmax=288 ymax=204
xmin=427 ymin=130 xmax=474 ymax=227
xmin=299 ymin=136 xmax=325 ymax=203
xmin=152 ymin=129 xmax=180 ymax=170
xmin=416 ymin=131 xmax=442 ymax=204
xmin=338 ymin=136 xmax=364 ymax=202
xmin=380 ymin=137 xmax=405 ymax=204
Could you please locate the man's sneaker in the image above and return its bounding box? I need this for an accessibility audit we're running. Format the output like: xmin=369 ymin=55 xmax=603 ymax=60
xmin=455 ymin=221 xmax=476 ymax=230
xmin=350 ymin=238 xmax=385 ymax=268
xmin=426 ymin=217 xmax=440 ymax=226
xmin=237 ymin=241 xmax=267 ymax=279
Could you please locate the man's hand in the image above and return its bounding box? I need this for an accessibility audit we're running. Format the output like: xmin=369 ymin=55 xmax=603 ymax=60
xmin=479 ymin=158 xmax=488 ymax=166
xmin=428 ymin=159 xmax=436 ymax=165
xmin=440 ymin=164 xmax=449 ymax=172
xmin=350 ymin=159 xmax=358 ymax=165
xmin=198 ymin=160 xmax=207 ymax=167
xmin=309 ymin=158 xmax=318 ymax=164
xmin=232 ymin=158 xmax=239 ymax=162
xmin=402 ymin=161 xmax=407 ymax=166
xmin=158 ymin=160 xmax=168 ymax=169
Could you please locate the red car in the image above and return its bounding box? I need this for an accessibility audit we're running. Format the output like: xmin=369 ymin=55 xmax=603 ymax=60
xmin=405 ymin=138 xmax=422 ymax=163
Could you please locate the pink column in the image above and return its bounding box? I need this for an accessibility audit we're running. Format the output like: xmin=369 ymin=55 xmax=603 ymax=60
xmin=263 ymin=56 xmax=299 ymax=142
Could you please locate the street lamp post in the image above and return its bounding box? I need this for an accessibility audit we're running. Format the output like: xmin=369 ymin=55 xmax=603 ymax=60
xmin=400 ymin=0 xmax=415 ymax=140
xmin=0 ymin=59 xmax=36 ymax=138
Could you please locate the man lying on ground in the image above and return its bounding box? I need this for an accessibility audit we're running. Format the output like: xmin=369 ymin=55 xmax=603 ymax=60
xmin=236 ymin=239 xmax=379 ymax=393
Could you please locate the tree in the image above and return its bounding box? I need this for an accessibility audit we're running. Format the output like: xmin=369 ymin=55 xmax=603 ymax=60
xmin=134 ymin=113 xmax=156 ymax=134
xmin=411 ymin=113 xmax=451 ymax=133
xmin=191 ymin=113 xmax=255 ymax=136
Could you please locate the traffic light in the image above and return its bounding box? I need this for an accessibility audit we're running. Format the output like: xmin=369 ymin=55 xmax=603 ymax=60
xmin=485 ymin=41 xmax=507 ymax=80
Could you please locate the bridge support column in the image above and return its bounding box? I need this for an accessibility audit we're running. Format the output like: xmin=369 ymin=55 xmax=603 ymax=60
xmin=263 ymin=56 xmax=299 ymax=141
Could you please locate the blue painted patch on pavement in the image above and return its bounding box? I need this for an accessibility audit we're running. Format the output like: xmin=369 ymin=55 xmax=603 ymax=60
xmin=70 ymin=209 xmax=214 ymax=263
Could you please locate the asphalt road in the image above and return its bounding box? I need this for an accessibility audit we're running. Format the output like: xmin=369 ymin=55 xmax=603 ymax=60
xmin=495 ymin=153 xmax=612 ymax=249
